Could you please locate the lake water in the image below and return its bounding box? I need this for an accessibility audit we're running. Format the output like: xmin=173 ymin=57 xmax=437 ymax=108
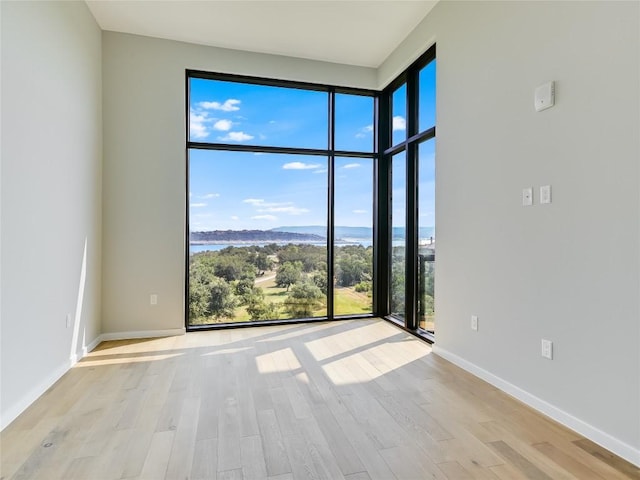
xmin=188 ymin=239 xmax=423 ymax=255
xmin=189 ymin=241 xmax=372 ymax=254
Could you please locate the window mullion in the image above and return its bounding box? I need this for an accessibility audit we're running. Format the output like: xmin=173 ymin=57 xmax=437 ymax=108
xmin=327 ymin=90 xmax=335 ymax=319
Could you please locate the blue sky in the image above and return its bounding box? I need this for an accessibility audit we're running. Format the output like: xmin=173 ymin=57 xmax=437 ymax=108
xmin=188 ymin=69 xmax=435 ymax=233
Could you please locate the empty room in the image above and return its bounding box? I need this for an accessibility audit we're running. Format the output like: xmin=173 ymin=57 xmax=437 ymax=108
xmin=1 ymin=1 xmax=639 ymax=479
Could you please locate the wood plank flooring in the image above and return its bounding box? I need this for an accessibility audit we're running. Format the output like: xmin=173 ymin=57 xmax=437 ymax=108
xmin=1 ymin=319 xmax=638 ymax=480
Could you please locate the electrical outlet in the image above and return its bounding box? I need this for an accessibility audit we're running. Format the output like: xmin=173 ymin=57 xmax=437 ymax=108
xmin=541 ymin=339 xmax=553 ymax=359
xmin=66 ymin=314 xmax=72 ymax=328
xmin=471 ymin=315 xmax=478 ymax=331
xmin=150 ymin=294 xmax=158 ymax=306
xmin=522 ymin=187 xmax=533 ymax=206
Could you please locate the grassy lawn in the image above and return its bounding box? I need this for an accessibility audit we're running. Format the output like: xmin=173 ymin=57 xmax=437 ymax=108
xmin=192 ymin=275 xmax=372 ymax=325
xmin=334 ymin=287 xmax=372 ymax=316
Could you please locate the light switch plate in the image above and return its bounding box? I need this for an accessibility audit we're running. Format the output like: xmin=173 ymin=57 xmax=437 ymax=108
xmin=522 ymin=187 xmax=533 ymax=206
xmin=540 ymin=185 xmax=551 ymax=204
xmin=535 ymin=81 xmax=555 ymax=112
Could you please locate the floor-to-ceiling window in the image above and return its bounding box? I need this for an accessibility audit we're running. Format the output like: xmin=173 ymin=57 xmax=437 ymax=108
xmin=381 ymin=45 xmax=436 ymax=338
xmin=186 ymin=73 xmax=376 ymax=328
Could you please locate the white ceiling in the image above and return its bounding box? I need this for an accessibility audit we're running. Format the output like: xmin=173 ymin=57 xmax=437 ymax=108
xmin=86 ymin=1 xmax=438 ymax=68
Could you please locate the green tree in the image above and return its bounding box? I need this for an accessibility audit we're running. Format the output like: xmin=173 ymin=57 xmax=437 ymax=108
xmin=284 ymin=281 xmax=325 ymax=318
xmin=277 ymin=244 xmax=324 ymax=272
xmin=189 ymin=253 xmax=217 ymax=321
xmin=390 ymin=246 xmax=405 ymax=315
xmin=214 ymin=255 xmax=246 ymax=282
xmin=253 ymin=252 xmax=274 ymax=272
xmin=354 ymin=280 xmax=372 ymax=293
xmin=312 ymin=271 xmax=328 ymax=292
xmin=246 ymin=288 xmax=279 ymax=320
xmin=215 ymin=255 xmax=256 ymax=282
xmin=275 ymin=261 xmax=303 ymax=291
xmin=207 ymin=276 xmax=238 ymax=319
xmin=189 ymin=280 xmax=211 ymax=320
xmin=335 ymin=245 xmax=372 ymax=287
xmin=234 ymin=277 xmax=255 ymax=303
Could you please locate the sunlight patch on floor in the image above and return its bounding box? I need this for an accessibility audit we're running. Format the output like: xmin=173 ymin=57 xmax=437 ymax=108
xmin=200 ymin=347 xmax=253 ymax=356
xmin=255 ymin=347 xmax=301 ymax=374
xmin=76 ymin=352 xmax=183 ymax=367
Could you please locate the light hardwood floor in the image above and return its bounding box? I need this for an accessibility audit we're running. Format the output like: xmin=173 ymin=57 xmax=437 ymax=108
xmin=1 ymin=319 xmax=638 ymax=480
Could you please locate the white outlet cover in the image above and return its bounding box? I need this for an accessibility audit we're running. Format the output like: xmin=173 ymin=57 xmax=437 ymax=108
xmin=522 ymin=187 xmax=533 ymax=206
xmin=471 ymin=315 xmax=478 ymax=331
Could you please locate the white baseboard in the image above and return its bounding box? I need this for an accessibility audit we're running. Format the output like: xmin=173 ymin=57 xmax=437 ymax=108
xmin=69 ymin=336 xmax=101 ymax=365
xmin=2 ymin=332 xmax=104 ymax=431
xmin=0 ymin=361 xmax=69 ymax=431
xmin=97 ymin=328 xmax=186 ymax=342
xmin=1 ymin=328 xmax=184 ymax=432
xmin=82 ymin=335 xmax=104 ymax=356
xmin=432 ymin=345 xmax=640 ymax=467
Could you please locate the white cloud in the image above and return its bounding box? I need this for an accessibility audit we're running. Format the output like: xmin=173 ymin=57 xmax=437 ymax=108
xmin=213 ymin=119 xmax=233 ymax=131
xmin=313 ymin=169 xmax=328 ymax=174
xmin=393 ymin=116 xmax=406 ymax=131
xmin=198 ymin=99 xmax=241 ymax=112
xmin=356 ymin=124 xmax=374 ymax=138
xmin=258 ymin=206 xmax=308 ymax=215
xmin=219 ymin=131 xmax=254 ymax=142
xmin=243 ymin=198 xmax=265 ymax=205
xmin=252 ymin=215 xmax=277 ymax=221
xmin=190 ymin=202 xmax=207 ymax=208
xmin=201 ymin=193 xmax=220 ymax=199
xmin=244 ymin=198 xmax=308 ymax=216
xmin=283 ymin=161 xmax=322 ymax=170
xmin=342 ymin=163 xmax=361 ymax=169
xmin=353 ymin=209 xmax=368 ymax=214
xmin=230 ymin=215 xmax=239 ymax=221
xmin=190 ymin=111 xmax=210 ymax=139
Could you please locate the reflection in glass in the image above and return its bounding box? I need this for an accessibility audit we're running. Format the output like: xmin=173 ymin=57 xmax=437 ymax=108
xmin=418 ymin=139 xmax=435 ymax=332
xmin=189 ymin=78 xmax=328 ymax=149
xmin=335 ymin=94 xmax=374 ymax=152
xmin=188 ymin=150 xmax=328 ymax=326
xmin=334 ymin=157 xmax=373 ymax=316
xmin=418 ymin=60 xmax=436 ymax=132
xmin=392 ymin=84 xmax=407 ymax=147
xmin=391 ymin=152 xmax=406 ymax=319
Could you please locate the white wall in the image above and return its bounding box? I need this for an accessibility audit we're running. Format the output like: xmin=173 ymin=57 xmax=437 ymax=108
xmin=101 ymin=33 xmax=376 ymax=336
xmin=0 ymin=1 xmax=102 ymax=429
xmin=382 ymin=0 xmax=640 ymax=464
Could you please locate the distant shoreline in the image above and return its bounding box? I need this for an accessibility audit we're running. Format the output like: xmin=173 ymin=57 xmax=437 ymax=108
xmin=189 ymin=239 xmax=371 ymax=247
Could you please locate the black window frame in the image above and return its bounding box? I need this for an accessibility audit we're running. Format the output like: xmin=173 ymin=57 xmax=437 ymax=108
xmin=378 ymin=44 xmax=436 ymax=342
xmin=185 ymin=70 xmax=379 ymax=331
